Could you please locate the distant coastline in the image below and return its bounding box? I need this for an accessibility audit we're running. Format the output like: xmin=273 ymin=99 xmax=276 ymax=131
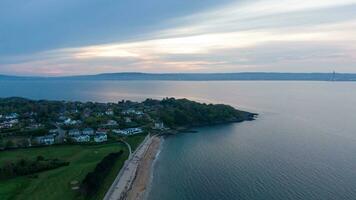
xmin=1 ymin=72 xmax=356 ymax=81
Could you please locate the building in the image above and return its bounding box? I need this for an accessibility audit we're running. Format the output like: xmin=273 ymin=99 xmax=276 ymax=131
xmin=68 ymin=129 xmax=81 ymax=137
xmin=96 ymin=129 xmax=108 ymax=135
xmin=5 ymin=113 xmax=19 ymax=120
xmin=82 ymin=128 xmax=95 ymax=135
xmin=64 ymin=118 xmax=81 ymax=125
xmin=105 ymin=109 xmax=114 ymax=115
xmin=122 ymin=109 xmax=143 ymax=115
xmin=154 ymin=122 xmax=165 ymax=130
xmin=0 ymin=119 xmax=19 ymax=129
xmin=35 ymin=135 xmax=55 ymax=145
xmin=125 ymin=117 xmax=132 ymax=123
xmin=113 ymin=127 xmax=143 ymax=135
xmin=94 ymin=133 xmax=107 ymax=143
xmin=27 ymin=123 xmax=43 ymax=130
xmin=49 ymin=129 xmax=59 ymax=135
xmin=106 ymin=120 xmax=118 ymax=126
xmin=72 ymin=135 xmax=90 ymax=143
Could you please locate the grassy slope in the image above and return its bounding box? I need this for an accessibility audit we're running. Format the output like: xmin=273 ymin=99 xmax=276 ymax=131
xmin=124 ymin=133 xmax=147 ymax=151
xmin=0 ymin=143 xmax=128 ymax=200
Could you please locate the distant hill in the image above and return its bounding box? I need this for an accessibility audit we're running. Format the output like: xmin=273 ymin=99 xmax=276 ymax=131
xmin=1 ymin=72 xmax=356 ymax=81
xmin=0 ymin=74 xmax=39 ymax=80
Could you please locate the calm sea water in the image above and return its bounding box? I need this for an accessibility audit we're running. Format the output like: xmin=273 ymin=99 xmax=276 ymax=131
xmin=1 ymin=80 xmax=356 ymax=200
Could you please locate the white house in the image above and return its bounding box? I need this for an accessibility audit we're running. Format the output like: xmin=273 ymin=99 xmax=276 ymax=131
xmin=122 ymin=109 xmax=143 ymax=115
xmin=105 ymin=109 xmax=114 ymax=115
xmin=5 ymin=113 xmax=19 ymax=120
xmin=82 ymin=128 xmax=95 ymax=135
xmin=106 ymin=120 xmax=118 ymax=126
xmin=35 ymin=135 xmax=55 ymax=145
xmin=72 ymin=135 xmax=90 ymax=143
xmin=113 ymin=127 xmax=143 ymax=135
xmin=94 ymin=134 xmax=107 ymax=143
xmin=49 ymin=129 xmax=59 ymax=135
xmin=68 ymin=129 xmax=81 ymax=137
xmin=0 ymin=119 xmax=19 ymax=129
xmin=125 ymin=117 xmax=132 ymax=123
xmin=154 ymin=122 xmax=165 ymax=130
xmin=64 ymin=118 xmax=81 ymax=125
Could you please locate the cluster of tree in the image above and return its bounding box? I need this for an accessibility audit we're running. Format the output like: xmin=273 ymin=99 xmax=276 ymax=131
xmin=0 ymin=156 xmax=69 ymax=180
xmin=145 ymin=98 xmax=255 ymax=128
xmin=1 ymin=97 xmax=255 ymax=133
xmin=80 ymin=150 xmax=124 ymax=197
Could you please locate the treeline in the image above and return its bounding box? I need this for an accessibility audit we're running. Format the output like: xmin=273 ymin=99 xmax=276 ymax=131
xmin=144 ymin=98 xmax=255 ymax=128
xmin=80 ymin=150 xmax=124 ymax=197
xmin=0 ymin=156 xmax=69 ymax=180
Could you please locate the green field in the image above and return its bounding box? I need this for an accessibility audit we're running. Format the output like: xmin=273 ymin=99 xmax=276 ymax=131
xmin=0 ymin=143 xmax=128 ymax=200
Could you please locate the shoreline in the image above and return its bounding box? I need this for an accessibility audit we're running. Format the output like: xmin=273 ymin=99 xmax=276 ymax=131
xmin=125 ymin=136 xmax=162 ymax=200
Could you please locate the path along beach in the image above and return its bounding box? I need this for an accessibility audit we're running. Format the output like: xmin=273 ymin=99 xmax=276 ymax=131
xmin=104 ymin=135 xmax=162 ymax=200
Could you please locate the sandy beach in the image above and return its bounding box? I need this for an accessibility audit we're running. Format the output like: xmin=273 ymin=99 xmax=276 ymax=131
xmin=125 ymin=136 xmax=161 ymax=200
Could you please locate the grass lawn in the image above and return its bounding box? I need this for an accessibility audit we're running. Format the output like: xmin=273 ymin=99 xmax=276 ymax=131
xmin=124 ymin=133 xmax=147 ymax=151
xmin=0 ymin=143 xmax=128 ymax=200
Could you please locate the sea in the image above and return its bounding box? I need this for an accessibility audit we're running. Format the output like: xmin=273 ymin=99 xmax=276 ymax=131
xmin=1 ymin=80 xmax=356 ymax=200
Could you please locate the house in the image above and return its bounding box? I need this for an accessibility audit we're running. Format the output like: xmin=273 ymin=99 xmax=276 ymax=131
xmin=122 ymin=109 xmax=143 ymax=115
xmin=72 ymin=135 xmax=90 ymax=143
xmin=49 ymin=129 xmax=59 ymax=135
xmin=125 ymin=117 xmax=132 ymax=123
xmin=68 ymin=129 xmax=81 ymax=137
xmin=0 ymin=119 xmax=19 ymax=129
xmin=94 ymin=133 xmax=107 ymax=143
xmin=96 ymin=129 xmax=108 ymax=135
xmin=106 ymin=120 xmax=118 ymax=126
xmin=35 ymin=135 xmax=55 ymax=145
xmin=64 ymin=118 xmax=81 ymax=125
xmin=5 ymin=113 xmax=19 ymax=120
xmin=58 ymin=115 xmax=66 ymax=121
xmin=27 ymin=123 xmax=43 ymax=129
xmin=113 ymin=127 xmax=143 ymax=135
xmin=82 ymin=128 xmax=95 ymax=135
xmin=154 ymin=122 xmax=165 ymax=130
xmin=83 ymin=108 xmax=92 ymax=118
xmin=105 ymin=109 xmax=114 ymax=115
xmin=9 ymin=119 xmax=19 ymax=124
xmin=0 ymin=122 xmax=13 ymax=129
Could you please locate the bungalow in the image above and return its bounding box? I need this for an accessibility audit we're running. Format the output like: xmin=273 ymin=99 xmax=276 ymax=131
xmin=35 ymin=135 xmax=55 ymax=145
xmin=68 ymin=129 xmax=81 ymax=137
xmin=113 ymin=127 xmax=143 ymax=135
xmin=94 ymin=133 xmax=107 ymax=143
xmin=82 ymin=128 xmax=95 ymax=136
xmin=72 ymin=135 xmax=90 ymax=143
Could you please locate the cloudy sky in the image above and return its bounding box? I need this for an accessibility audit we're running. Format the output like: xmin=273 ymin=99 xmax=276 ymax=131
xmin=0 ymin=0 xmax=356 ymax=76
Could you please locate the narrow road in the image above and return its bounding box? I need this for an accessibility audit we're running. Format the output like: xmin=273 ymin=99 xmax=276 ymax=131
xmin=121 ymin=140 xmax=132 ymax=157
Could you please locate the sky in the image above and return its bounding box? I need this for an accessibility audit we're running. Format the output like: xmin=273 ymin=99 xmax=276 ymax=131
xmin=0 ymin=0 xmax=356 ymax=76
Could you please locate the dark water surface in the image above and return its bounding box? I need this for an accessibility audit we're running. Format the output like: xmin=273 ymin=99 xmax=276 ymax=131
xmin=1 ymin=80 xmax=356 ymax=200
